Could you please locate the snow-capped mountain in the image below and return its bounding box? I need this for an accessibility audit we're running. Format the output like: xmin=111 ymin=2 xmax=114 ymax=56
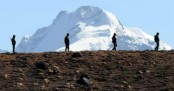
xmin=0 ymin=49 xmax=8 ymax=53
xmin=16 ymin=6 xmax=172 ymax=52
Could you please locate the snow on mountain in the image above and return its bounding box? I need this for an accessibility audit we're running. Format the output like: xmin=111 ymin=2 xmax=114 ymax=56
xmin=16 ymin=6 xmax=172 ymax=52
xmin=0 ymin=49 xmax=8 ymax=53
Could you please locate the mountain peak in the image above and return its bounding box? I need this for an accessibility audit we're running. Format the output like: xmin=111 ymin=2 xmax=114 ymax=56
xmin=77 ymin=6 xmax=102 ymax=12
xmin=75 ymin=6 xmax=103 ymax=19
xmin=16 ymin=6 xmax=172 ymax=52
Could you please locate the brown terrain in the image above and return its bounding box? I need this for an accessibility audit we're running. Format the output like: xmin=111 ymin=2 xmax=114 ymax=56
xmin=0 ymin=51 xmax=174 ymax=91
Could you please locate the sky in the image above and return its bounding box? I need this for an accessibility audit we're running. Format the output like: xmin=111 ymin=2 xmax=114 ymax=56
xmin=0 ymin=0 xmax=173 ymax=51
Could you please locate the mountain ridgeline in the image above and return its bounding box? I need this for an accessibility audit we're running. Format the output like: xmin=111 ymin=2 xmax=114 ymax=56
xmin=16 ymin=6 xmax=172 ymax=52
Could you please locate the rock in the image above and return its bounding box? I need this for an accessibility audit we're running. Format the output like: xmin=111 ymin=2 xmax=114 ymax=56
xmin=137 ymin=71 xmax=143 ymax=75
xmin=122 ymin=81 xmax=128 ymax=85
xmin=57 ymin=76 xmax=62 ymax=79
xmin=70 ymin=85 xmax=75 ymax=89
xmin=38 ymin=72 xmax=46 ymax=79
xmin=48 ymin=68 xmax=54 ymax=73
xmin=72 ymin=52 xmax=82 ymax=58
xmin=17 ymin=83 xmax=24 ymax=87
xmin=20 ymin=73 xmax=25 ymax=77
xmin=146 ymin=70 xmax=151 ymax=73
xmin=136 ymin=75 xmax=143 ymax=79
xmin=48 ymin=67 xmax=59 ymax=75
xmin=152 ymin=61 xmax=156 ymax=65
xmin=128 ymin=63 xmax=132 ymax=66
xmin=19 ymin=78 xmax=24 ymax=81
xmin=121 ymin=85 xmax=124 ymax=88
xmin=33 ymin=83 xmax=39 ymax=86
xmin=41 ymin=85 xmax=46 ymax=90
xmin=76 ymin=74 xmax=92 ymax=86
xmin=32 ymin=69 xmax=46 ymax=79
xmin=35 ymin=61 xmax=48 ymax=70
xmin=120 ymin=66 xmax=124 ymax=70
xmin=4 ymin=74 xmax=9 ymax=79
xmin=76 ymin=70 xmax=80 ymax=73
xmin=18 ymin=68 xmax=23 ymax=72
xmin=103 ymin=62 xmax=107 ymax=65
xmin=44 ymin=79 xmax=49 ymax=84
xmin=43 ymin=54 xmax=52 ymax=58
xmin=53 ymin=65 xmax=60 ymax=70
xmin=128 ymin=85 xmax=132 ymax=89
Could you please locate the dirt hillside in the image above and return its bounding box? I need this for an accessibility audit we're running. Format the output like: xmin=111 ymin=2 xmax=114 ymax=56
xmin=0 ymin=51 xmax=174 ymax=91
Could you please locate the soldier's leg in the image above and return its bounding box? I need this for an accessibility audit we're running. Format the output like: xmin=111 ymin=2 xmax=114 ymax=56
xmin=157 ymin=42 xmax=159 ymax=51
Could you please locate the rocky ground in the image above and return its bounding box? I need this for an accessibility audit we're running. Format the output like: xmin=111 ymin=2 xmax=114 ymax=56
xmin=0 ymin=51 xmax=174 ymax=91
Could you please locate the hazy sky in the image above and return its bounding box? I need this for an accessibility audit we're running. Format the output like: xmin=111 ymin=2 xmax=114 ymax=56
xmin=0 ymin=0 xmax=173 ymax=51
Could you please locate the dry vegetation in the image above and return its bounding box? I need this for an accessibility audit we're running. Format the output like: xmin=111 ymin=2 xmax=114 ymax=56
xmin=0 ymin=51 xmax=174 ymax=91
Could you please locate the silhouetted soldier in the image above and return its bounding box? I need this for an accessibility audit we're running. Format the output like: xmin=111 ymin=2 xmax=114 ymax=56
xmin=11 ymin=35 xmax=16 ymax=54
xmin=112 ymin=33 xmax=117 ymax=51
xmin=64 ymin=33 xmax=70 ymax=52
xmin=154 ymin=32 xmax=160 ymax=51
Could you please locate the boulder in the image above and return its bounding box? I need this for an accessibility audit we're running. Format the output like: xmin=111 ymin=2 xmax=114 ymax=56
xmin=76 ymin=74 xmax=92 ymax=86
xmin=72 ymin=52 xmax=82 ymax=58
xmin=35 ymin=61 xmax=48 ymax=70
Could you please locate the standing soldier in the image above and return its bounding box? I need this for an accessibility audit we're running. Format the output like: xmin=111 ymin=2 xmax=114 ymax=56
xmin=154 ymin=32 xmax=160 ymax=51
xmin=64 ymin=33 xmax=70 ymax=52
xmin=112 ymin=33 xmax=117 ymax=51
xmin=11 ymin=35 xmax=16 ymax=54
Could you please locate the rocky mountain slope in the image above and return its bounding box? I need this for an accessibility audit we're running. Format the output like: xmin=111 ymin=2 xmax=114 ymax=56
xmin=16 ymin=6 xmax=172 ymax=52
xmin=0 ymin=51 xmax=174 ymax=90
